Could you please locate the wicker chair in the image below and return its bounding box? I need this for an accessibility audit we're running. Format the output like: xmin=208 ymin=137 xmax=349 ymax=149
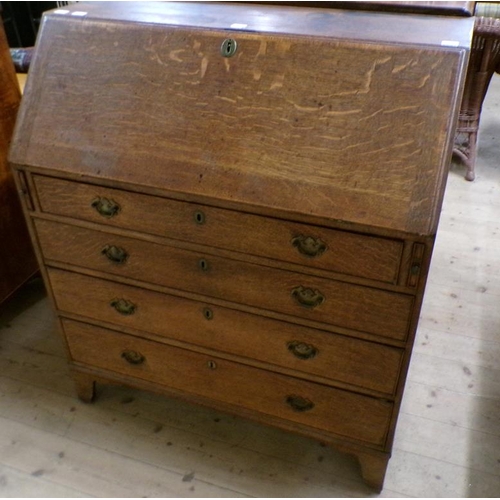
xmin=453 ymin=15 xmax=500 ymax=181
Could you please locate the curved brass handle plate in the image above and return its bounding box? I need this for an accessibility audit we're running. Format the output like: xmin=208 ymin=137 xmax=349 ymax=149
xmin=287 ymin=340 xmax=318 ymax=360
xmin=121 ymin=350 xmax=145 ymax=365
xmin=291 ymin=235 xmax=327 ymax=258
xmin=102 ymin=245 xmax=128 ymax=264
xmin=291 ymin=286 xmax=325 ymax=309
xmin=286 ymin=395 xmax=314 ymax=412
xmin=91 ymin=197 xmax=120 ymax=218
xmin=110 ymin=298 xmax=136 ymax=316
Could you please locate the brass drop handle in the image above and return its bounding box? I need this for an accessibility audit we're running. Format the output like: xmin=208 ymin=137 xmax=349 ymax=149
xmin=102 ymin=245 xmax=128 ymax=264
xmin=286 ymin=395 xmax=314 ymax=412
xmin=287 ymin=341 xmax=318 ymax=360
xmin=121 ymin=350 xmax=145 ymax=365
xmin=91 ymin=197 xmax=120 ymax=218
xmin=291 ymin=286 xmax=325 ymax=309
xmin=110 ymin=298 xmax=136 ymax=316
xmin=291 ymin=235 xmax=327 ymax=258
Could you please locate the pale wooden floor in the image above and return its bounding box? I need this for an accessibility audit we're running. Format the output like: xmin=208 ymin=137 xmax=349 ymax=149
xmin=1 ymin=78 xmax=500 ymax=498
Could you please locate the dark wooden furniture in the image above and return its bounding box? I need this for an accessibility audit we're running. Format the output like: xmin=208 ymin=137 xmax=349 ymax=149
xmin=9 ymin=2 xmax=472 ymax=491
xmin=0 ymin=17 xmax=37 ymax=305
xmin=1 ymin=2 xmax=57 ymax=47
xmin=341 ymin=1 xmax=475 ymax=15
xmin=258 ymin=1 xmax=476 ymax=16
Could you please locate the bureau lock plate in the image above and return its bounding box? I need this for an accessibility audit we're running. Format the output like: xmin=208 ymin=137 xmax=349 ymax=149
xmin=221 ymin=38 xmax=237 ymax=57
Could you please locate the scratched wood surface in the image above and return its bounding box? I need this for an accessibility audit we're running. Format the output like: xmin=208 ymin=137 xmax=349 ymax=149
xmin=9 ymin=2 xmax=471 ymax=235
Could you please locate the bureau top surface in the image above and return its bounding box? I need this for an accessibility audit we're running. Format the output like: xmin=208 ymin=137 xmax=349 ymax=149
xmin=10 ymin=2 xmax=473 ymax=235
xmin=36 ymin=1 xmax=474 ymax=47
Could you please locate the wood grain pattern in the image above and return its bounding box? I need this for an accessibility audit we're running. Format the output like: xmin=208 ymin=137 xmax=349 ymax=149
xmin=62 ymin=318 xmax=393 ymax=447
xmin=35 ymin=219 xmax=413 ymax=340
xmin=9 ymin=5 xmax=470 ymax=235
xmin=48 ymin=268 xmax=404 ymax=396
xmin=34 ymin=175 xmax=403 ymax=284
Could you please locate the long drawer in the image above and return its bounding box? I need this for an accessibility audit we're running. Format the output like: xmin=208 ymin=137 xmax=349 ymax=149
xmin=36 ymin=219 xmax=413 ymax=340
xmin=49 ymin=268 xmax=403 ymax=395
xmin=34 ymin=175 xmax=403 ymax=284
xmin=62 ymin=318 xmax=393 ymax=446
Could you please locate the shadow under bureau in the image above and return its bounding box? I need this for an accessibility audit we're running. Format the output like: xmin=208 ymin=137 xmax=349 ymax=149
xmin=9 ymin=2 xmax=472 ymax=491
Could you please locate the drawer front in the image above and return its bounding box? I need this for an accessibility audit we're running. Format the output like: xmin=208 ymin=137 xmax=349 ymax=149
xmin=34 ymin=175 xmax=402 ymax=284
xmin=63 ymin=318 xmax=393 ymax=446
xmin=36 ymin=219 xmax=413 ymax=340
xmin=49 ymin=268 xmax=403 ymax=395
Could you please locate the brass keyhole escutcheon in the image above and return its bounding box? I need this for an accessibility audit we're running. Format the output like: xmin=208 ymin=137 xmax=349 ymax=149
xmin=221 ymin=38 xmax=237 ymax=57
xmin=194 ymin=210 xmax=206 ymax=225
xmin=198 ymin=258 xmax=209 ymax=272
xmin=203 ymin=307 xmax=214 ymax=320
xmin=207 ymin=360 xmax=217 ymax=370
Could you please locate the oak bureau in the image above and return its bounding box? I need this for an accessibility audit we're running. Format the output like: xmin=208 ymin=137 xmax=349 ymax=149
xmin=9 ymin=2 xmax=472 ymax=490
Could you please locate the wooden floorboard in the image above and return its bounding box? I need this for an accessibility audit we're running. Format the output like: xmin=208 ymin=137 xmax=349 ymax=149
xmin=1 ymin=74 xmax=499 ymax=498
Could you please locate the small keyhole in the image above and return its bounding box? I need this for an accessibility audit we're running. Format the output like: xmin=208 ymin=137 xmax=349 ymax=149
xmin=207 ymin=360 xmax=217 ymax=370
xmin=198 ymin=258 xmax=209 ymax=272
xmin=194 ymin=210 xmax=205 ymax=225
xmin=203 ymin=307 xmax=214 ymax=320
